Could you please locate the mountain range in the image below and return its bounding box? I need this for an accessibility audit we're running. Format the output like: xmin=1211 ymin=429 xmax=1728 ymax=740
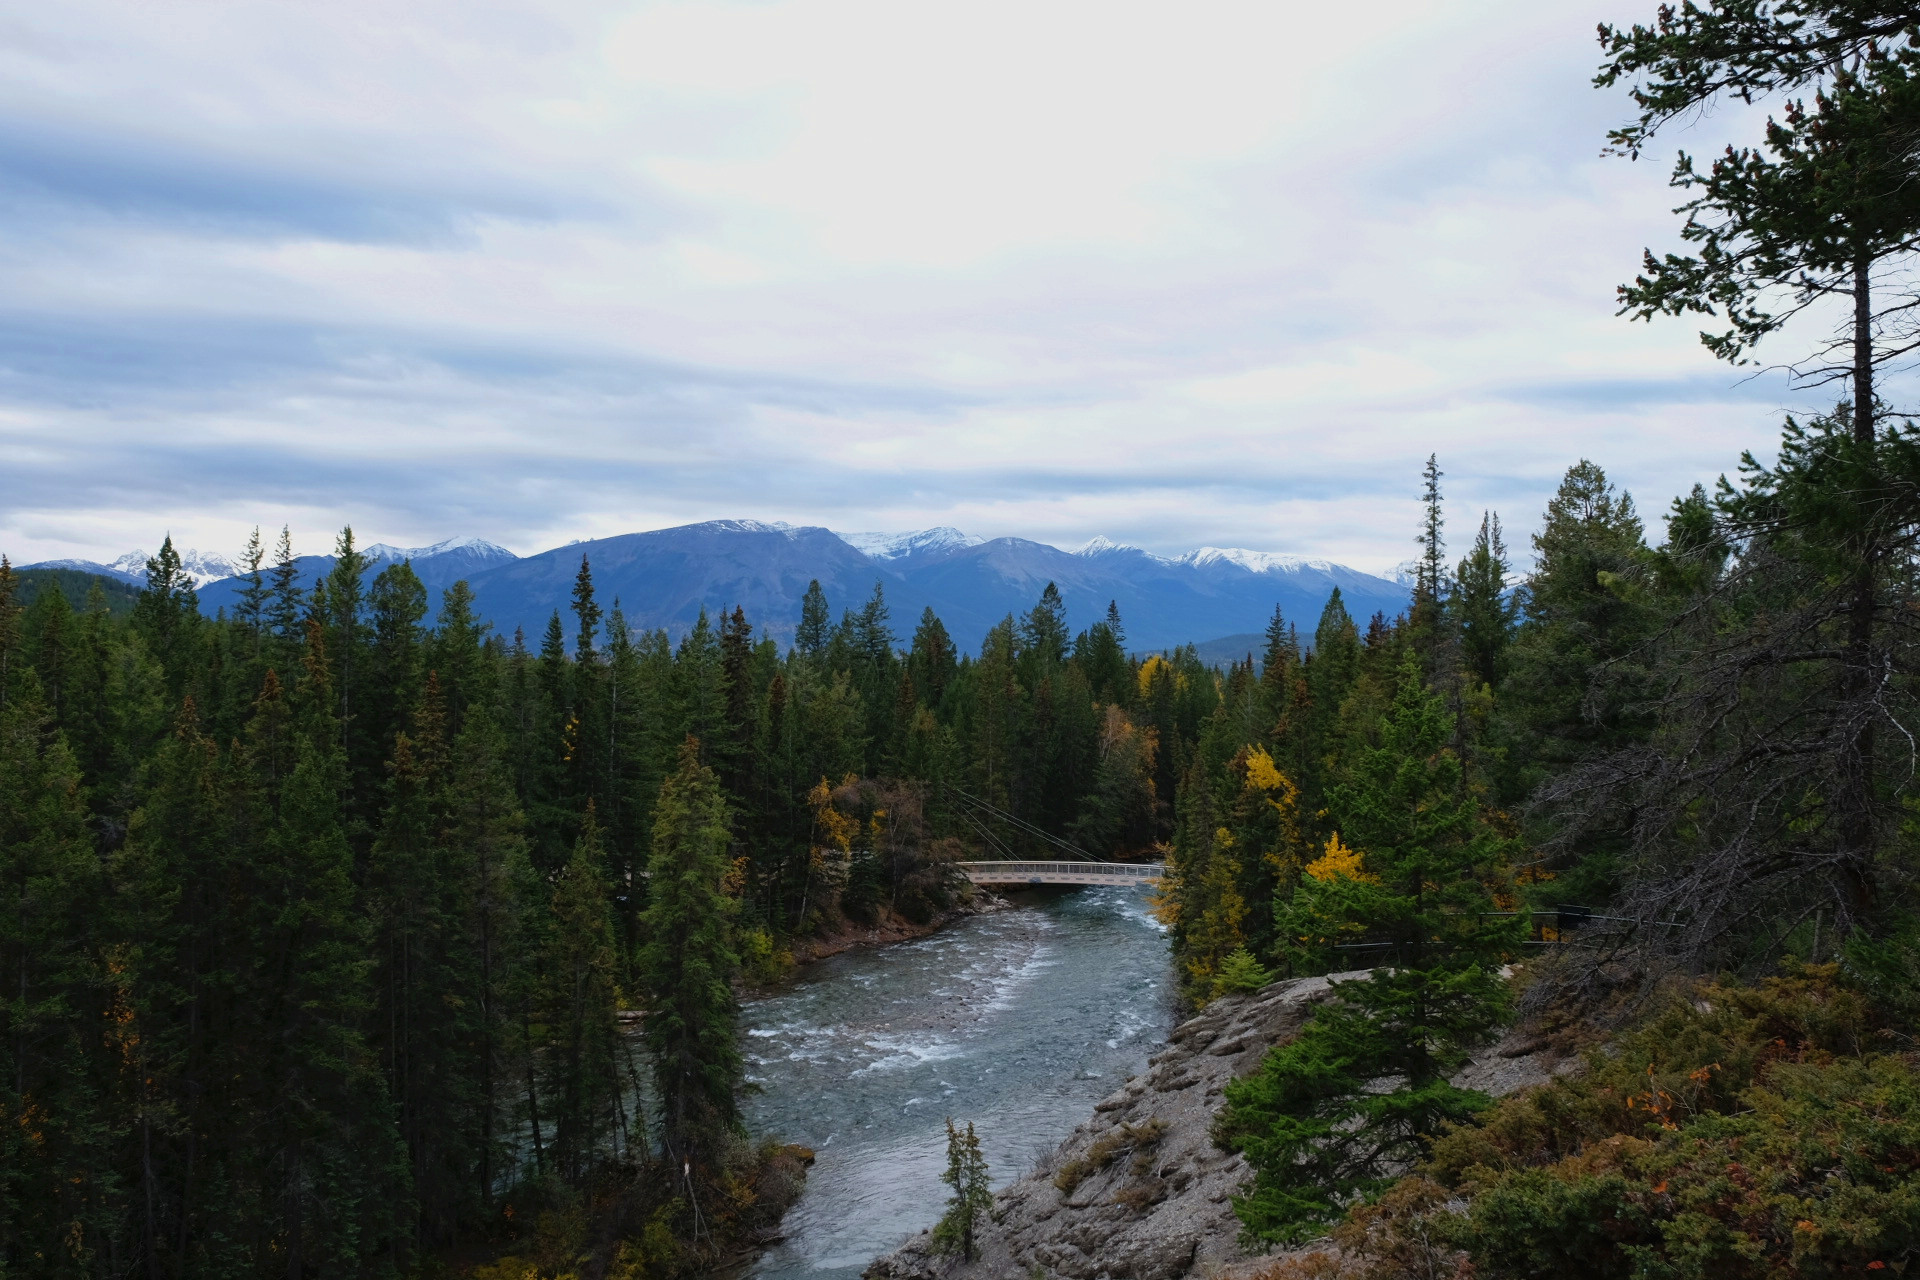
xmin=32 ymin=522 xmax=1411 ymax=656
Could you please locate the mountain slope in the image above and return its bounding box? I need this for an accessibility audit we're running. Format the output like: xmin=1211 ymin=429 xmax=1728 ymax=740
xmin=459 ymin=521 xmax=927 ymax=646
xmin=886 ymin=536 xmax=1408 ymax=653
xmin=160 ymin=521 xmax=1403 ymax=655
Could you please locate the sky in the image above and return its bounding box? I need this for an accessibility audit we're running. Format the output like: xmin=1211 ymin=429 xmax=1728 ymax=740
xmin=0 ymin=0 xmax=1842 ymax=575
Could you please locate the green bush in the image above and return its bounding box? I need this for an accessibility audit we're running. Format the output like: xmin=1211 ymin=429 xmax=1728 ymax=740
xmin=1318 ymin=967 xmax=1920 ymax=1280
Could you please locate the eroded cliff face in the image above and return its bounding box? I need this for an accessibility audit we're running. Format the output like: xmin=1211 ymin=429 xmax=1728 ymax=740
xmin=865 ymin=973 xmax=1565 ymax=1280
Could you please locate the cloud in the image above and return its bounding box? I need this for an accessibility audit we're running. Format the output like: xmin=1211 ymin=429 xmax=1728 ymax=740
xmin=0 ymin=0 xmax=1870 ymax=574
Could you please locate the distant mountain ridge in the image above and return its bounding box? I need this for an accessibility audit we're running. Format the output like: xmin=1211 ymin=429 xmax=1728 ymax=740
xmin=29 ymin=548 xmax=245 ymax=589
xmin=35 ymin=523 xmax=1410 ymax=656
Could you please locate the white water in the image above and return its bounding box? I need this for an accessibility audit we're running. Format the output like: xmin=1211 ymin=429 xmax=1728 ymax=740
xmin=741 ymin=887 xmax=1175 ymax=1280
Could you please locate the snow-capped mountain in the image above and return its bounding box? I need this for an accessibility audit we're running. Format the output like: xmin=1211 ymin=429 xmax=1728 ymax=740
xmin=359 ymin=537 xmax=517 ymax=578
xmin=835 ymin=527 xmax=984 ymax=560
xmin=1172 ymin=546 xmax=1341 ymax=575
xmin=108 ymin=549 xmax=244 ymax=588
xmin=28 ymin=548 xmax=243 ymax=588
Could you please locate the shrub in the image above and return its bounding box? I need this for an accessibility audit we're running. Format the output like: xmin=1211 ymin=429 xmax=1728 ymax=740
xmin=1053 ymin=1118 xmax=1168 ymax=1193
xmin=1327 ymin=967 xmax=1920 ymax=1279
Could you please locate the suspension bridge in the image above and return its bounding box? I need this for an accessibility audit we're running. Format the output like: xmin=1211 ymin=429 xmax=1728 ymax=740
xmin=955 ymin=860 xmax=1164 ymax=887
xmin=944 ymin=785 xmax=1163 ymax=888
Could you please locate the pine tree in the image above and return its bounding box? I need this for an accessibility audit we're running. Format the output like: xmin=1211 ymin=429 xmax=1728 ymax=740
xmin=1415 ymin=453 xmax=1446 ymax=603
xmin=795 ymin=580 xmax=830 ymax=659
xmin=368 ymin=559 xmax=428 ymax=770
xmin=1453 ymin=511 xmax=1515 ymax=691
xmin=1019 ymin=581 xmax=1069 ymax=669
xmin=0 ymin=557 xmax=19 ymax=710
xmin=571 ymin=554 xmax=601 ymax=663
xmin=638 ymin=740 xmax=742 ymax=1176
xmin=719 ymin=606 xmax=757 ymax=798
xmin=1504 ymin=461 xmax=1656 ymax=821
xmin=132 ymin=535 xmax=200 ymax=690
xmin=268 ymin=525 xmax=303 ymax=646
xmin=543 ymin=806 xmax=623 ymax=1183
xmin=528 ymin=611 xmax=577 ymax=871
xmin=907 ymin=607 xmax=957 ymax=711
xmin=440 ymin=707 xmax=530 ymax=1210
xmin=430 ymin=579 xmax=492 ymax=737
xmin=237 ymin=525 xmax=268 ymax=651
xmin=931 ymin=1119 xmax=991 ymax=1262
xmin=1408 ymin=454 xmax=1449 ymax=666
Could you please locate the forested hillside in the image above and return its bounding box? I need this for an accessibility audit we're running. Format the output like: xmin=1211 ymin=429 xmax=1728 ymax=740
xmin=0 ymin=527 xmax=1245 ymax=1277
xmin=1149 ymin=5 xmax=1920 ymax=1275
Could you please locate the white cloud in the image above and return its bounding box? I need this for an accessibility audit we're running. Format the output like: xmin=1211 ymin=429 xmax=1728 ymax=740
xmin=0 ymin=0 xmax=1856 ymax=575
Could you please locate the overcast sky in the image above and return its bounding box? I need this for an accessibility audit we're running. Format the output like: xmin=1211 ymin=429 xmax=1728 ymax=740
xmin=0 ymin=0 xmax=1837 ymax=574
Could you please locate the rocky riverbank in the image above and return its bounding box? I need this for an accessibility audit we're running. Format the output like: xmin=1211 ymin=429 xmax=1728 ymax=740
xmin=864 ymin=973 xmax=1570 ymax=1280
xmin=785 ymin=891 xmax=1013 ymax=968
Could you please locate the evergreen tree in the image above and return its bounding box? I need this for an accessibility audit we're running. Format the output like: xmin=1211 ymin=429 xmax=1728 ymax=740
xmin=718 ymin=606 xmax=757 ymax=798
xmin=0 ymin=557 xmax=18 ymax=709
xmin=543 ymin=806 xmax=624 ymax=1183
xmin=907 ymin=607 xmax=957 ymax=711
xmin=1503 ymin=461 xmax=1656 ymax=837
xmin=267 ymin=525 xmax=303 ymax=646
xmin=931 ymin=1119 xmax=991 ymax=1262
xmin=638 ymin=740 xmax=742 ymax=1177
xmin=795 ymin=580 xmax=830 ymax=659
xmin=132 ymin=535 xmax=200 ymax=691
xmin=1453 ymin=511 xmax=1515 ymax=691
xmin=238 ymin=626 xmax=404 ymax=1272
xmin=1019 ymin=581 xmax=1069 ymax=671
xmin=571 ymin=554 xmax=601 ymax=662
xmin=527 ymin=611 xmax=576 ymax=871
xmin=236 ymin=525 xmax=268 ymax=651
xmin=1409 ymin=454 xmax=1447 ymax=654
xmin=440 ymin=707 xmax=530 ymax=1209
xmin=430 ymin=579 xmax=492 ymax=737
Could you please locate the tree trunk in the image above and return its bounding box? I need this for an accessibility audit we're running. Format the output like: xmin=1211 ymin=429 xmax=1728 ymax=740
xmin=1843 ymin=249 xmax=1879 ymax=918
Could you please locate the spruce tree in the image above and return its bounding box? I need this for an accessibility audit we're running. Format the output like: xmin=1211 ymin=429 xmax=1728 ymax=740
xmin=0 ymin=556 xmax=18 ymax=710
xmin=267 ymin=525 xmax=303 ymax=646
xmin=237 ymin=525 xmax=268 ymax=651
xmin=1408 ymin=454 xmax=1449 ymax=667
xmin=638 ymin=739 xmax=742 ymax=1177
xmin=1453 ymin=511 xmax=1515 ymax=691
xmin=932 ymin=1119 xmax=991 ymax=1262
xmin=543 ymin=806 xmax=623 ymax=1183
xmin=795 ymin=580 xmax=830 ymax=659
xmin=132 ymin=535 xmax=200 ymax=690
xmin=907 ymin=607 xmax=957 ymax=711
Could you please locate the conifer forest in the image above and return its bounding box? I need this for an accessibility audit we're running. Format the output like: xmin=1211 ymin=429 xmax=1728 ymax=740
xmin=14 ymin=3 xmax=1920 ymax=1280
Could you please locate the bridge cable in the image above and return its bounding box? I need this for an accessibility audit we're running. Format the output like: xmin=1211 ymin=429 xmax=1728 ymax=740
xmin=942 ymin=784 xmax=1110 ymax=864
xmin=951 ymin=804 xmax=1022 ymax=862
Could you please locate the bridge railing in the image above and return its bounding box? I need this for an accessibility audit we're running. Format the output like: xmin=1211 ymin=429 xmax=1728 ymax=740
xmin=954 ymin=861 xmax=1164 ymax=881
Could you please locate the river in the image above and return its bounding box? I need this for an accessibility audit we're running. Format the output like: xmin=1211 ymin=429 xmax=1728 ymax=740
xmin=741 ymin=886 xmax=1176 ymax=1280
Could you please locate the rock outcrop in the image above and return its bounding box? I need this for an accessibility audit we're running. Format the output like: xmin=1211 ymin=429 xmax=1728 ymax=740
xmin=865 ymin=973 xmax=1567 ymax=1280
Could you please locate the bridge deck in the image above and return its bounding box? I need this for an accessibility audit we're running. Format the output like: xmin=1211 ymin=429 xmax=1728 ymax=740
xmin=957 ymin=860 xmax=1164 ymax=887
